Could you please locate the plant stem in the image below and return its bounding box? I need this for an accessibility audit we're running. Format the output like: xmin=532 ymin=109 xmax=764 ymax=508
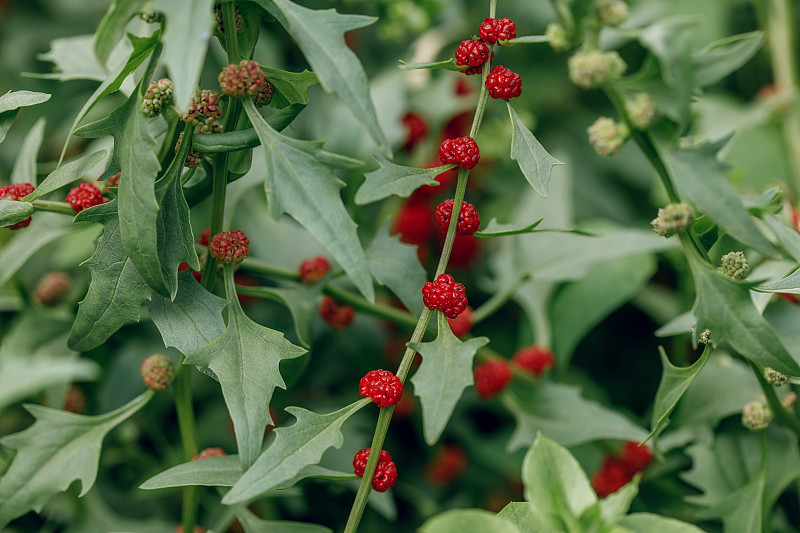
xmin=749 ymin=360 xmax=800 ymax=439
xmin=471 ymin=271 xmax=530 ymax=325
xmin=175 ymin=354 xmax=199 ymax=533
xmin=31 ymin=199 xmax=75 ymax=216
xmin=223 ymin=2 xmax=241 ymax=63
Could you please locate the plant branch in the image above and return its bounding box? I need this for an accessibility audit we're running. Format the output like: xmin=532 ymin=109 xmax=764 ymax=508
xmin=175 ymin=355 xmax=199 ymax=533
xmin=31 ymin=199 xmax=75 ymax=216
xmin=749 ymin=359 xmax=800 ymax=439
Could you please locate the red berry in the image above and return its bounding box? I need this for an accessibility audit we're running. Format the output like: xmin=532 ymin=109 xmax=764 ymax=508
xmin=65 ymin=182 xmax=104 ymax=213
xmin=512 ymin=345 xmax=555 ymax=376
xmin=474 ymin=359 xmax=512 ymax=399
xmin=777 ymin=292 xmax=799 ymax=304
xmin=439 ymin=136 xmax=480 ymax=169
xmin=422 ymin=274 xmax=468 ymax=319
xmin=447 ymin=305 xmax=473 ymax=337
xmin=140 ymin=353 xmax=175 ymax=391
xmin=459 ymin=51 xmax=495 ymax=76
xmin=485 ymin=65 xmax=522 ymax=100
xmin=455 ymin=39 xmax=490 ymax=68
xmin=193 ymin=447 xmax=226 ymax=461
xmin=209 ymin=229 xmax=250 ymax=264
xmin=425 ymin=444 xmax=467 ymax=486
xmin=359 ymin=369 xmax=403 ymax=407
xmin=479 ymin=17 xmax=517 ymax=44
xmin=0 ymin=182 xmax=35 ymax=229
xmin=401 ymin=111 xmax=428 ymax=152
xmin=198 ymin=227 xmax=211 ymax=247
xmin=591 ymin=457 xmax=632 ymax=498
xmin=299 ymin=256 xmax=331 ymax=284
xmin=393 ymin=197 xmax=436 ymax=246
xmin=353 ymin=448 xmax=397 ymax=492
xmin=435 ymin=199 xmax=480 ymax=236
xmin=319 ymin=295 xmax=355 ymax=330
xmin=620 ymin=441 xmax=654 ymax=474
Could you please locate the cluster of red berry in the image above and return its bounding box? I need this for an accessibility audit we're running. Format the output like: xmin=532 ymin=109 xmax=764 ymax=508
xmin=591 ymin=440 xmax=655 ymax=498
xmin=473 ymin=344 xmax=556 ymax=399
xmin=353 ymin=448 xmax=398 ymax=492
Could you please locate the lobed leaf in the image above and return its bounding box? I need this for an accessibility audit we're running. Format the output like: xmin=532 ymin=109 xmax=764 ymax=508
xmin=0 ymin=90 xmax=51 ymax=144
xmin=692 ymin=31 xmax=765 ymax=88
xmin=496 ymin=502 xmax=550 ymax=532
xmin=234 ymin=284 xmax=319 ymax=348
xmin=397 ymin=58 xmax=463 ymax=71
xmin=507 ymin=103 xmax=563 ymax=198
xmin=366 ymin=221 xmax=427 ymax=317
xmin=355 ymin=157 xmax=453 ymax=205
xmin=141 ymin=455 xmax=242 ymax=489
xmin=409 ymin=313 xmax=489 ymax=444
xmin=0 ymin=356 xmax=99 ymax=413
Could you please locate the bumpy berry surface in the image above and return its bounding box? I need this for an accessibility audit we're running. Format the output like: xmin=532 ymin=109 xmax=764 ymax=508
xmin=435 ymin=199 xmax=480 ymax=236
xmin=140 ymin=353 xmax=175 ymax=391
xmin=319 ymin=295 xmax=355 ymax=330
xmin=512 ymin=344 xmax=555 ymax=376
xmin=359 ymin=369 xmax=403 ymax=407
xmin=66 ymin=183 xmax=104 ymax=213
xmin=422 ymin=274 xmax=468 ymax=319
xmin=34 ymin=271 xmax=71 ymax=306
xmin=176 ymin=131 xmax=204 ymax=168
xmin=460 ymin=51 xmax=494 ymax=75
xmin=353 ymin=448 xmax=397 ymax=492
xmin=479 ymin=17 xmax=517 ymax=44
xmin=438 ymin=136 xmax=480 ymax=169
xmin=182 ymin=90 xmax=223 ymax=133
xmin=192 ymin=447 xmax=226 ymax=461
xmin=473 ymin=359 xmax=512 ymax=399
xmin=254 ymin=80 xmax=274 ymax=107
xmin=447 ymin=305 xmax=473 ymax=337
xmin=219 ymin=60 xmax=268 ymax=98
xmin=485 ymin=65 xmax=522 ymax=100
xmin=299 ymin=256 xmax=331 ymax=284
xmin=142 ymin=78 xmax=173 ymax=117
xmin=0 ymin=182 xmax=35 ymax=229
xmin=592 ymin=457 xmax=631 ymax=498
xmin=454 ymin=39 xmax=490 ymax=68
xmin=401 ymin=111 xmax=428 ymax=152
xmin=209 ymin=229 xmax=250 ymax=264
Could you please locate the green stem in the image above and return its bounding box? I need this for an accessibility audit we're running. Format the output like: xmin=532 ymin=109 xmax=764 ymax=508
xmin=238 ymin=257 xmax=299 ymax=280
xmin=31 ymin=199 xmax=75 ymax=216
xmin=471 ymin=271 xmax=530 ymax=325
xmin=749 ymin=360 xmax=800 ymax=439
xmin=175 ymin=355 xmax=199 ymax=533
xmin=222 ymin=3 xmax=241 ymax=63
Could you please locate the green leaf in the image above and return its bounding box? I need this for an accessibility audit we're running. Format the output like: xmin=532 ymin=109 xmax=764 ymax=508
xmin=763 ymin=215 xmax=800 ymax=263
xmin=418 ymin=509 xmax=521 ymax=533
xmin=185 ymin=266 xmax=307 ymax=469
xmin=153 ymin=0 xmax=214 ymax=110
xmin=496 ymin=502 xmax=551 ymax=532
xmin=0 ymin=309 xmax=74 ymax=361
xmin=687 ymin=252 xmax=800 ymax=375
xmin=697 ymin=476 xmax=764 ymax=533
xmin=0 ymin=356 xmax=99 ymax=412
xmin=600 ymin=482 xmax=639 ymax=526
xmin=35 ymin=35 xmax=132 ymax=83
xmin=501 ymin=35 xmax=550 ymax=46
xmin=140 ymin=455 xmax=242 ymax=488
xmin=68 ymin=215 xmax=153 ymax=351
xmin=618 ymin=513 xmax=707 ymax=533
xmin=366 ymin=221 xmax=427 ymax=317
xmin=692 ymin=32 xmax=765 ymax=88
xmin=397 ymin=58 xmax=463 ymax=71
xmin=253 ymin=0 xmax=389 ymax=156
xmin=0 ymin=391 xmax=152 ymax=528
xmin=409 ymin=313 xmax=489 ymax=445
xmin=647 ymin=345 xmax=710 ymax=442
xmin=504 ymin=381 xmax=648 ymax=452
xmin=222 ymin=398 xmax=369 ymax=504
xmin=25 ymin=150 xmax=106 ymax=202
xmin=146 ymin=270 xmax=228 ymax=355
xmin=507 ymin=103 xmax=563 ymax=198
xmin=474 ymin=218 xmax=544 ymax=237
xmin=94 ymin=0 xmax=146 ymax=65
xmin=663 ymin=142 xmax=778 ymax=257
xmin=356 ymin=157 xmax=452 ymax=205
xmin=237 ymin=508 xmax=332 ymax=533
xmin=522 ymin=434 xmax=597 ymax=530
xmin=262 ymin=67 xmax=319 ymax=109
xmin=192 ymin=105 xmax=309 ymax=153
xmin=11 ymin=118 xmax=45 ymax=183
xmin=0 ymin=200 xmax=34 ymax=227
xmin=551 ymin=254 xmax=656 ymax=370
xmin=0 ymin=91 xmax=51 ymax=144
xmin=235 ymin=284 xmax=319 ymax=348
xmin=242 ymin=98 xmax=374 ymax=302
xmin=0 ymin=213 xmax=72 ymax=287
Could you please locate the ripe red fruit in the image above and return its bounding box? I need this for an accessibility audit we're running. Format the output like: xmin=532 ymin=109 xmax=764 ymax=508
xmin=401 ymin=111 xmax=428 ymax=152
xmin=485 ymin=65 xmax=522 ymax=100
xmin=591 ymin=457 xmax=632 ymax=498
xmin=435 ymin=199 xmax=481 ymax=236
xmin=299 ymin=256 xmax=331 ymax=284
xmin=0 ymin=182 xmax=35 ymax=229
xmin=446 ymin=305 xmax=473 ymax=337
xmin=66 ymin=182 xmax=104 ymax=213
xmin=512 ymin=345 xmax=555 ymax=376
xmin=439 ymin=136 xmax=480 ymax=169
xmin=209 ymin=229 xmax=250 ymax=264
xmin=422 ymin=274 xmax=468 ymax=319
xmin=192 ymin=447 xmax=226 ymax=461
xmin=198 ymin=227 xmax=211 ymax=246
xmin=479 ymin=17 xmax=517 ymax=44
xmin=393 ymin=197 xmax=436 ymax=246
xmin=359 ymin=369 xmax=403 ymax=407
xmin=474 ymin=359 xmax=512 ymax=399
xmin=353 ymin=448 xmax=398 ymax=492
xmin=620 ymin=441 xmax=654 ymax=474
xmin=455 ymin=39 xmax=490 ymax=68
xmin=319 ymin=295 xmax=355 ymax=330
xmin=425 ymin=444 xmax=467 ymax=486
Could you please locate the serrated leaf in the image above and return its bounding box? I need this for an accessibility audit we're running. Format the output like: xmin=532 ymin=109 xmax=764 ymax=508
xmin=618 ymin=513 xmax=707 ymax=533
xmin=11 ymin=118 xmax=45 ymax=183
xmin=223 ymin=398 xmax=369 ymax=504
xmin=68 ymin=215 xmax=153 ymax=351
xmin=235 ymin=284 xmax=319 ymax=348
xmin=507 ymin=103 xmax=563 ymax=198
xmin=262 ymin=67 xmax=319 ymax=109
xmin=35 ymin=35 xmax=133 ymax=83
xmin=185 ymin=266 xmax=307 ymax=469
xmin=409 ymin=313 xmax=489 ymax=444
xmin=355 ymin=157 xmax=452 ymax=205
xmin=253 ymin=0 xmax=389 ymax=156
xmin=522 ymin=434 xmax=597 ymax=529
xmin=25 ymin=150 xmax=106 ymax=202
xmin=141 ymin=455 xmax=242 ymax=488
xmin=0 ymin=91 xmax=51 ymax=144
xmin=153 ymin=0 xmax=214 ymax=110
xmin=192 ymin=104 xmax=309 ymax=153
xmin=504 ymin=381 xmax=648 ymax=452
xmin=418 ymin=509 xmax=521 ymax=533
xmin=692 ymin=32 xmax=765 ymax=88
xmin=0 ymin=391 xmax=151 ymax=528
xmin=242 ymin=98 xmax=374 ymax=302
xmin=0 ymin=200 xmax=34 ymax=227
xmin=146 ymin=270 xmax=228 ymax=355
xmin=397 ymin=58 xmax=463 ymax=71
xmin=0 ymin=213 xmax=72 ymax=287
xmin=237 ymin=508 xmax=332 ymax=533
xmin=664 ymin=142 xmax=777 ymax=257
xmin=94 ymin=0 xmax=147 ymax=65
xmin=687 ymin=252 xmax=800 ymax=375
xmin=647 ymin=345 xmax=710 ymax=443
xmin=496 ymin=502 xmax=550 ymax=533
xmin=366 ymin=221 xmax=426 ymax=317
xmin=0 ymin=357 xmax=99 ymax=412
